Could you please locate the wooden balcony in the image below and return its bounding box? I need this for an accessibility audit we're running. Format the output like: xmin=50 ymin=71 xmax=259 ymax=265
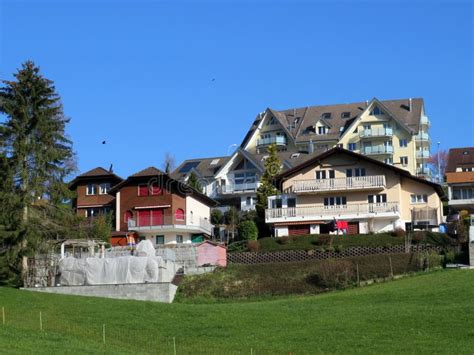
xmin=291 ymin=175 xmax=386 ymax=194
xmin=265 ymin=202 xmax=400 ymax=223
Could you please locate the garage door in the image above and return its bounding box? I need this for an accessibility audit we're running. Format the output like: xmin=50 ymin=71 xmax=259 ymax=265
xmin=288 ymin=225 xmax=310 ymax=236
xmin=348 ymin=222 xmax=359 ymax=235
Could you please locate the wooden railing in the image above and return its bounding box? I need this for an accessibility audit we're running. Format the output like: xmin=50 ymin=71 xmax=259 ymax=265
xmin=292 ymin=175 xmax=386 ymax=193
xmin=265 ymin=202 xmax=400 ymax=220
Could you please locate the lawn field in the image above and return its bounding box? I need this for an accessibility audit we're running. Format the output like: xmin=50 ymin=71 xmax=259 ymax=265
xmin=0 ymin=270 xmax=473 ymax=354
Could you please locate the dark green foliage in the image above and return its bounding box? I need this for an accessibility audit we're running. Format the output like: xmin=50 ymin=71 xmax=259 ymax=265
xmin=256 ymin=144 xmax=281 ymax=237
xmin=0 ymin=61 xmax=75 ymax=285
xmin=178 ymin=253 xmax=444 ymax=300
xmin=210 ymin=209 xmax=223 ymax=225
xmin=187 ymin=172 xmax=202 ymax=192
xmin=237 ymin=220 xmax=258 ymax=241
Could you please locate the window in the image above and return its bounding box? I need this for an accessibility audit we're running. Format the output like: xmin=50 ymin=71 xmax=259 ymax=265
xmin=348 ymin=143 xmax=357 ymax=151
xmin=137 ymin=209 xmax=164 ymax=226
xmin=410 ymin=194 xmax=428 ymax=204
xmin=363 ymin=124 xmax=371 ymax=130
xmin=400 ymin=156 xmax=408 ymax=166
xmin=287 ymin=198 xmax=296 ymax=208
xmin=354 ymin=168 xmax=366 ymax=177
xmin=267 ymin=117 xmax=276 ymax=125
xmin=151 ymin=184 xmax=162 ymax=195
xmin=246 ymin=196 xmax=252 ymax=206
xmin=384 ymin=157 xmax=393 ymax=165
xmin=138 ymin=184 xmax=149 ymax=196
xmin=368 ymin=194 xmax=387 ymax=204
xmin=99 ymin=183 xmax=110 ymax=195
xmin=86 ymin=184 xmax=96 ymax=195
xmin=175 ymin=208 xmax=185 ymax=221
xmin=399 ymin=139 xmax=408 ymax=147
xmin=85 ymin=207 xmax=101 ymax=217
xmin=341 ymin=112 xmax=351 ymax=118
xmin=124 ymin=210 xmax=133 ymax=224
xmin=321 ymin=112 xmax=331 ymax=119
xmin=271 ymin=198 xmax=283 ymax=209
xmin=336 ymin=144 xmax=343 ymax=148
xmin=371 ymin=107 xmax=382 ymax=115
xmin=462 ymin=167 xmax=474 ymax=172
xmin=324 ymin=196 xmax=347 ymax=208
xmin=176 ymin=235 xmax=183 ymax=244
xmin=318 ymin=126 xmax=327 ymax=135
xmin=452 ymin=188 xmax=474 ymax=200
xmin=346 ymin=169 xmax=353 ymax=177
xmin=316 ymin=171 xmax=326 ymax=180
xmin=156 ymin=235 xmax=165 ymax=245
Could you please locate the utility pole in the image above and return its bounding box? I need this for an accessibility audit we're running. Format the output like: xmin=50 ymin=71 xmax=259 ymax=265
xmin=437 ymin=141 xmax=441 ymax=183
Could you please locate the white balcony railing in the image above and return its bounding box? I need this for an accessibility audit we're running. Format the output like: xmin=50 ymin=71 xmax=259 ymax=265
xmin=420 ymin=115 xmax=430 ymax=126
xmin=265 ymin=202 xmax=400 ymax=221
xmin=256 ymin=136 xmax=287 ymax=146
xmin=128 ymin=216 xmax=212 ymax=234
xmin=265 ymin=202 xmax=400 ymax=223
xmin=416 ymin=150 xmax=430 ymax=159
xmin=218 ymin=182 xmax=258 ymax=194
xmin=415 ymin=132 xmax=430 ymax=141
xmin=359 ymin=128 xmax=393 ymax=138
xmin=363 ymin=145 xmax=394 ymax=155
xmin=292 ymin=175 xmax=386 ymax=193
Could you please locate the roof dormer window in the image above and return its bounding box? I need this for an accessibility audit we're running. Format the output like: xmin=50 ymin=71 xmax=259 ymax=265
xmin=341 ymin=112 xmax=350 ymax=118
xmin=321 ymin=112 xmax=331 ymax=119
xmin=318 ymin=126 xmax=327 ymax=135
xmin=267 ymin=117 xmax=277 ymax=125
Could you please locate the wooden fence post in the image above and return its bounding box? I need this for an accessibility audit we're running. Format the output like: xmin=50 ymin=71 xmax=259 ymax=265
xmin=389 ymin=256 xmax=393 ymax=279
xmin=103 ymin=324 xmax=106 ymax=344
xmin=39 ymin=311 xmax=43 ymax=331
xmin=2 ymin=307 xmax=4 ymax=326
xmin=356 ymin=263 xmax=360 ymax=286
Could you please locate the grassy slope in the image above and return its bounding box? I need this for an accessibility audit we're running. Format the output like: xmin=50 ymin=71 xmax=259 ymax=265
xmin=0 ymin=270 xmax=473 ymax=354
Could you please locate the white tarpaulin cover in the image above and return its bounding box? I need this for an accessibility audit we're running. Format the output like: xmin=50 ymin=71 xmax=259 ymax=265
xmin=59 ymin=240 xmax=176 ymax=286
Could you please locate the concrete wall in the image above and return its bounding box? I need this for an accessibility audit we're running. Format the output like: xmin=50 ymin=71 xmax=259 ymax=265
xmin=22 ymin=283 xmax=178 ymax=303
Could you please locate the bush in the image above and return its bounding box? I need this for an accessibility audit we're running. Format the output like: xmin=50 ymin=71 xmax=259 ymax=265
xmin=391 ymin=228 xmax=405 ymax=238
xmin=308 ymin=259 xmax=355 ymax=289
xmin=247 ymin=240 xmax=260 ymax=252
xmin=237 ymin=220 xmax=258 ymax=241
xmin=315 ymin=234 xmax=332 ymax=246
xmin=277 ymin=236 xmax=292 ymax=245
xmin=411 ymin=231 xmax=426 ymax=244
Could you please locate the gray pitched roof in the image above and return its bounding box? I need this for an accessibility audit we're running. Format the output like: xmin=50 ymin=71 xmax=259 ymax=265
xmin=263 ymin=98 xmax=424 ymax=144
xmin=171 ymin=156 xmax=231 ymax=180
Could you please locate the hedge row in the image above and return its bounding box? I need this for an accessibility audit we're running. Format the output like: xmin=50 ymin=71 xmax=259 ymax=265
xmin=176 ymin=252 xmax=443 ymax=301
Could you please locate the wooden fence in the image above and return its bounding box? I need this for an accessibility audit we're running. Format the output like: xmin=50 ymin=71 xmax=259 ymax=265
xmin=227 ymin=245 xmax=442 ymax=265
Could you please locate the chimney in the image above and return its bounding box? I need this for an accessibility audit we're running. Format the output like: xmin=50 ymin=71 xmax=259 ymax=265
xmin=309 ymin=139 xmax=314 ymax=154
xmin=109 ymin=164 xmax=113 ymax=173
xmin=409 ymin=98 xmax=412 ymax=112
xmin=365 ymin=100 xmax=369 ymax=107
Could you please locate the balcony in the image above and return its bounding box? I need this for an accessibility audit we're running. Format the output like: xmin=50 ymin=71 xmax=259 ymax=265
xmin=128 ymin=216 xmax=212 ymax=235
xmin=448 ymin=187 xmax=474 ymax=208
xmin=359 ymin=128 xmax=393 ymax=139
xmin=265 ymin=202 xmax=400 ymax=223
xmin=363 ymin=145 xmax=393 ymax=155
xmin=256 ymin=136 xmax=287 ymax=147
xmin=218 ymin=182 xmax=258 ymax=195
xmin=420 ymin=115 xmax=430 ymax=126
xmin=291 ymin=175 xmax=386 ymax=194
xmin=416 ymin=167 xmax=432 ymax=176
xmin=415 ymin=132 xmax=430 ymax=143
xmin=416 ymin=150 xmax=430 ymax=159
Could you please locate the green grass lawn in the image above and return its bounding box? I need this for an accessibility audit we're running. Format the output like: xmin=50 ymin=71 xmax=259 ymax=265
xmin=0 ymin=270 xmax=473 ymax=354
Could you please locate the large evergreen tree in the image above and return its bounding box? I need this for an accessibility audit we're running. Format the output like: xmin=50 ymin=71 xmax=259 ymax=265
xmin=256 ymin=144 xmax=281 ymax=237
xmin=0 ymin=61 xmax=75 ymax=285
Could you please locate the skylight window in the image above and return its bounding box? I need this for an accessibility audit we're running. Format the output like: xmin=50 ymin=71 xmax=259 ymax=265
xmin=210 ymin=159 xmax=220 ymax=166
xmin=321 ymin=112 xmax=331 ymax=119
xmin=290 ymin=153 xmax=300 ymax=159
xmin=341 ymin=112 xmax=351 ymax=118
xmin=179 ymin=161 xmax=200 ymax=173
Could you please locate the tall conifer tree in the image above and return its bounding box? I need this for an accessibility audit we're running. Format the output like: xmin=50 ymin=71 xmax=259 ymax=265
xmin=0 ymin=61 xmax=75 ymax=284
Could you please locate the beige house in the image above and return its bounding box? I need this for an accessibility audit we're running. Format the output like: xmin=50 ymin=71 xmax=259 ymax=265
xmin=266 ymin=148 xmax=445 ymax=237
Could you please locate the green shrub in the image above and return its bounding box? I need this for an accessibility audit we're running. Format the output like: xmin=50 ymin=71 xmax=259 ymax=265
xmin=237 ymin=220 xmax=258 ymax=241
xmin=412 ymin=231 xmax=426 ymax=244
xmin=247 ymin=240 xmax=260 ymax=252
xmin=309 ymin=259 xmax=355 ymax=289
xmin=277 ymin=236 xmax=292 ymax=245
xmin=315 ymin=234 xmax=331 ymax=246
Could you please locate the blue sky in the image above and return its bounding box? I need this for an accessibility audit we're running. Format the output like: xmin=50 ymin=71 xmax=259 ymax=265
xmin=1 ymin=0 xmax=472 ymax=178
